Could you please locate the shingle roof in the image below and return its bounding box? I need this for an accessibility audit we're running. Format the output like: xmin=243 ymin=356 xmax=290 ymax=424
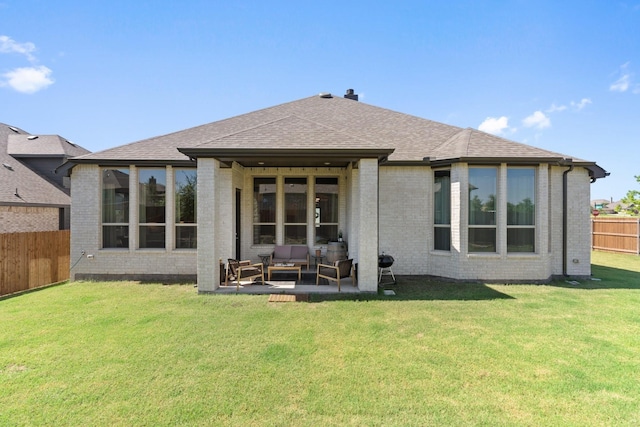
xmin=430 ymin=127 xmax=571 ymax=161
xmin=0 ymin=123 xmax=73 ymax=206
xmin=71 ymin=94 xmax=605 ymax=175
xmin=7 ymin=134 xmax=90 ymax=157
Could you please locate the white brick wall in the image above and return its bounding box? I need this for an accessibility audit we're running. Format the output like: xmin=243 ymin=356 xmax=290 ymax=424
xmin=379 ymin=166 xmax=430 ymax=275
xmin=70 ymin=161 xmax=594 ymax=285
xmin=378 ymin=163 xmax=593 ymax=282
xmin=70 ymin=164 xmax=197 ymax=283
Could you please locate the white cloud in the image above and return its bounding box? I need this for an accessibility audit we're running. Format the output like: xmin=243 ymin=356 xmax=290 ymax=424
xmin=0 ymin=35 xmax=36 ymax=62
xmin=571 ymin=98 xmax=592 ymax=110
xmin=610 ymin=74 xmax=630 ymax=92
xmin=478 ymin=116 xmax=511 ymax=135
xmin=1 ymin=66 xmax=54 ymax=94
xmin=546 ymin=103 xmax=567 ymax=113
xmin=610 ymin=62 xmax=636 ymax=93
xmin=522 ymin=111 xmax=551 ymax=129
xmin=0 ymin=35 xmax=54 ymax=94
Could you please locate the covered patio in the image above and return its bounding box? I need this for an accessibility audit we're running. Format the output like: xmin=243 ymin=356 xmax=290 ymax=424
xmin=214 ymin=268 xmax=362 ymax=295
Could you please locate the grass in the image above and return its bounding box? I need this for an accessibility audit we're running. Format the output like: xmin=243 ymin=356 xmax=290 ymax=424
xmin=1 ymin=251 xmax=639 ymax=426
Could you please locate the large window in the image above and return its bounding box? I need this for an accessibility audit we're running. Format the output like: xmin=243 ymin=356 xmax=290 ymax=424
xmin=434 ymin=170 xmax=451 ymax=251
xmin=469 ymin=168 xmax=497 ymax=252
xmin=507 ymin=168 xmax=535 ymax=252
xmin=139 ymin=169 xmax=166 ymax=248
xmin=315 ymin=177 xmax=339 ymax=244
xmin=175 ymin=168 xmax=197 ymax=249
xmin=253 ymin=178 xmax=276 ymax=244
xmin=102 ymin=168 xmax=130 ymax=248
xmin=284 ymin=177 xmax=307 ymax=244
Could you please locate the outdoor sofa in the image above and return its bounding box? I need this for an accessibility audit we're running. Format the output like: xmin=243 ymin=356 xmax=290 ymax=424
xmin=269 ymin=245 xmax=310 ymax=269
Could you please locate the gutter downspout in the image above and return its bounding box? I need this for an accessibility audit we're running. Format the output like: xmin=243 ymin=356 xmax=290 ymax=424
xmin=561 ymin=159 xmax=574 ymax=276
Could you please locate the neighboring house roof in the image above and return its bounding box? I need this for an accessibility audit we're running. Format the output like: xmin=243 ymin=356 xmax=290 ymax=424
xmin=7 ymin=134 xmax=89 ymax=158
xmin=0 ymin=123 xmax=77 ymax=207
xmin=70 ymin=93 xmax=608 ymax=179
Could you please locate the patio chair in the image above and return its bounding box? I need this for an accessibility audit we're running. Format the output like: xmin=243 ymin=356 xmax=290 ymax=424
xmin=226 ymin=259 xmax=264 ymax=291
xmin=316 ymin=258 xmax=356 ymax=292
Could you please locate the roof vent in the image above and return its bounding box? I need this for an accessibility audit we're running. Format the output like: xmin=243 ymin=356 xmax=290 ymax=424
xmin=344 ymin=88 xmax=358 ymax=101
xmin=3 ymin=163 xmax=13 ymax=170
xmin=319 ymin=92 xmax=333 ymax=98
xmin=27 ymin=135 xmax=38 ymax=140
xmin=8 ymin=126 xmax=19 ymax=133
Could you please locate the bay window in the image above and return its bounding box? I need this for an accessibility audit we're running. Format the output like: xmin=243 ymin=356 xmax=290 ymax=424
xmin=434 ymin=170 xmax=451 ymax=251
xmin=175 ymin=168 xmax=197 ymax=249
xmin=138 ymin=168 xmax=166 ymax=248
xmin=102 ymin=168 xmax=129 ymax=248
xmin=507 ymin=168 xmax=535 ymax=252
xmin=469 ymin=168 xmax=497 ymax=252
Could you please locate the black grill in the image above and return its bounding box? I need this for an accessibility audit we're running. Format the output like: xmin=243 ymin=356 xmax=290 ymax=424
xmin=378 ymin=254 xmax=394 ymax=268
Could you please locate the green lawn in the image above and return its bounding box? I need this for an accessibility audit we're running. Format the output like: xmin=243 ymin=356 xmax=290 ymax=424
xmin=1 ymin=251 xmax=639 ymax=426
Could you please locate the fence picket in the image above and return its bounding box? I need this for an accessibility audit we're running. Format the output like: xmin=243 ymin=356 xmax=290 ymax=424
xmin=591 ymin=217 xmax=640 ymax=255
xmin=0 ymin=230 xmax=70 ymax=296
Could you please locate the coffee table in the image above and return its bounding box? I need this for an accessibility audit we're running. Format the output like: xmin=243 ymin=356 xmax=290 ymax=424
xmin=267 ymin=264 xmax=301 ymax=281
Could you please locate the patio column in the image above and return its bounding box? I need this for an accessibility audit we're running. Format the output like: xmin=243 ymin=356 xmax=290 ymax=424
xmin=357 ymin=158 xmax=379 ymax=292
xmin=196 ymin=158 xmax=232 ymax=293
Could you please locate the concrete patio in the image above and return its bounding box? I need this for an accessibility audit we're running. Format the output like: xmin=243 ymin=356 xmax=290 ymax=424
xmin=213 ymin=270 xmax=361 ymax=295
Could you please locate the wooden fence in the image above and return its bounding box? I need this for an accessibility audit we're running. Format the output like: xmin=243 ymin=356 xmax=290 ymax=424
xmin=592 ymin=217 xmax=640 ymax=255
xmin=0 ymin=230 xmax=70 ymax=297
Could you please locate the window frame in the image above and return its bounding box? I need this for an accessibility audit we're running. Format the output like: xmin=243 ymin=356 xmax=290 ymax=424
xmin=468 ymin=167 xmax=497 ymax=253
xmin=284 ymin=177 xmax=308 ymax=245
xmin=174 ymin=168 xmax=197 ymax=249
xmin=314 ymin=177 xmax=339 ymax=245
xmin=506 ymin=167 xmax=536 ymax=253
xmin=101 ymin=167 xmax=130 ymax=249
xmin=433 ymin=170 xmax=451 ymax=251
xmin=253 ymin=177 xmax=277 ymax=245
xmin=138 ymin=168 xmax=167 ymax=249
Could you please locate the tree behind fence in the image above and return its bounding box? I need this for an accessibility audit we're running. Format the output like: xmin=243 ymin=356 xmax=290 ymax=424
xmin=592 ymin=217 xmax=640 ymax=255
xmin=0 ymin=230 xmax=70 ymax=296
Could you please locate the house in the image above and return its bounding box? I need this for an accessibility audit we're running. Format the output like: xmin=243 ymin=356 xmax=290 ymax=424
xmin=68 ymin=90 xmax=608 ymax=292
xmin=0 ymin=123 xmax=90 ymax=233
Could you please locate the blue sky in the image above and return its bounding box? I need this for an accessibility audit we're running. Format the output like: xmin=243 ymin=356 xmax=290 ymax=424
xmin=1 ymin=1 xmax=638 ymax=200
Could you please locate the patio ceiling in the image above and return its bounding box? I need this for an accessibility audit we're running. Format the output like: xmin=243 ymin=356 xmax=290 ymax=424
xmin=177 ymin=148 xmax=395 ymax=168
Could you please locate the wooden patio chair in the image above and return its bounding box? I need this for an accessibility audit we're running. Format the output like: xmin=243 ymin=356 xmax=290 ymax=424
xmin=226 ymin=259 xmax=265 ymax=291
xmin=316 ymin=259 xmax=356 ymax=292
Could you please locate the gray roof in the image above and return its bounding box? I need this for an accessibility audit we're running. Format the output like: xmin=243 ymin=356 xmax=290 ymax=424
xmin=7 ymin=134 xmax=90 ymax=157
xmin=71 ymin=93 xmax=607 ymax=177
xmin=0 ymin=123 xmax=74 ymax=206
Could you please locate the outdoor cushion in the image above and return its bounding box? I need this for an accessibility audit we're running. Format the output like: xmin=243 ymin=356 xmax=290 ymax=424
xmin=290 ymin=245 xmax=308 ymax=259
xmin=273 ymin=245 xmax=291 ymax=260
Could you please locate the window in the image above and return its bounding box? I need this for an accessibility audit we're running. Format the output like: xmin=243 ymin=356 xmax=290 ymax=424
xmin=315 ymin=177 xmax=339 ymax=244
xmin=469 ymin=168 xmax=497 ymax=252
xmin=507 ymin=168 xmax=535 ymax=252
xmin=102 ymin=168 xmax=129 ymax=248
xmin=253 ymin=178 xmax=276 ymax=244
xmin=434 ymin=170 xmax=451 ymax=251
xmin=139 ymin=169 xmax=166 ymax=248
xmin=284 ymin=177 xmax=307 ymax=244
xmin=175 ymin=168 xmax=197 ymax=249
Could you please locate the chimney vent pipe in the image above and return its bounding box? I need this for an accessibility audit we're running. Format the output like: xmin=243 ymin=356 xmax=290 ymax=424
xmin=344 ymin=88 xmax=358 ymax=101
